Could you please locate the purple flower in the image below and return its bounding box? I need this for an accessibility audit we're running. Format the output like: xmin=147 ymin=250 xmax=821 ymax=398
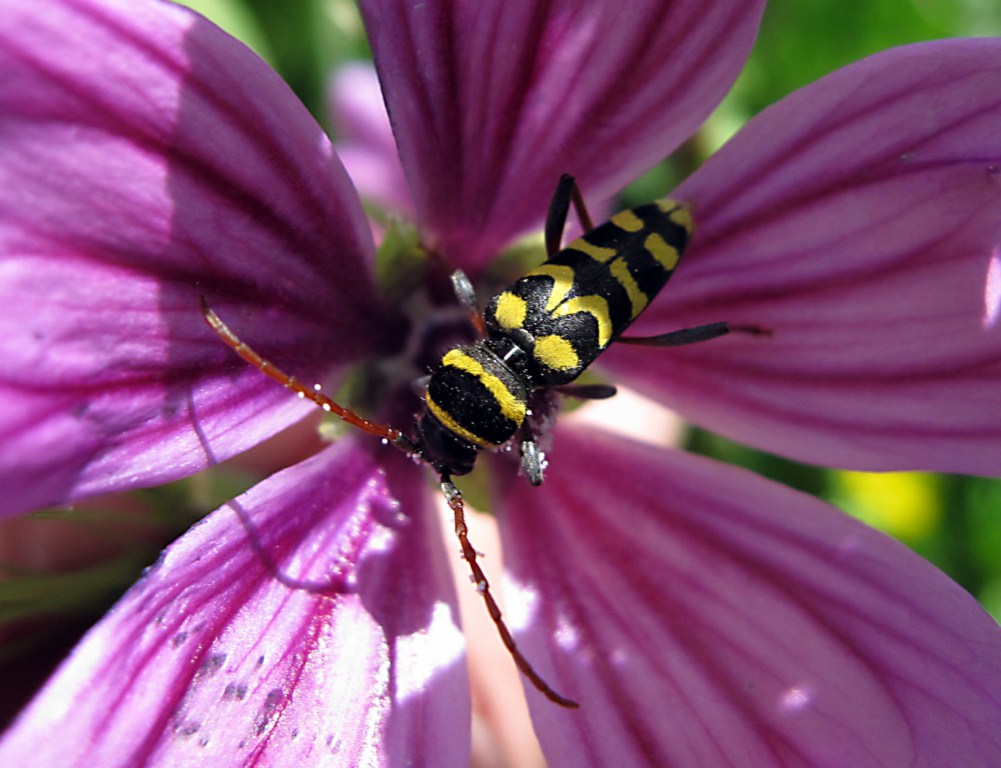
xmin=2 ymin=0 xmax=1001 ymax=765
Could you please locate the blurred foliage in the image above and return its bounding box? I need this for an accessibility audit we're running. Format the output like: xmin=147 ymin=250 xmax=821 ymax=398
xmin=180 ymin=0 xmax=369 ymax=122
xmin=739 ymin=0 xmax=1001 ymax=116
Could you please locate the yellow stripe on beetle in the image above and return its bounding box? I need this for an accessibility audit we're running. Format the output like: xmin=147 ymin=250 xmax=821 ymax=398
xmin=425 ymin=393 xmax=497 ymax=448
xmin=493 ymin=291 xmax=527 ymax=330
xmin=525 ymin=263 xmax=576 ymax=312
xmin=609 ymin=259 xmax=649 ymax=318
xmin=609 ymin=209 xmax=644 ymax=233
xmin=533 ymin=335 xmax=580 ymax=372
xmin=552 ymin=294 xmax=613 ymax=348
xmin=644 ymin=232 xmax=681 ymax=271
xmin=440 ymin=349 xmax=526 ymax=424
xmin=665 ymin=201 xmax=694 ymax=234
xmin=568 ymin=238 xmax=616 ymax=263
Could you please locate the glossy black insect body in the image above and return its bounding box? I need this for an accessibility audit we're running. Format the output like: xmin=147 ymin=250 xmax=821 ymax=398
xmin=201 ymin=174 xmax=735 ymax=709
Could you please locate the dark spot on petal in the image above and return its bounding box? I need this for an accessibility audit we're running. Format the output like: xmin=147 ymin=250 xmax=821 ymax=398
xmin=195 ymin=653 xmax=226 ymax=681
xmin=223 ymin=682 xmax=248 ymax=701
xmin=171 ymin=632 xmax=188 ymax=648
xmin=255 ymin=688 xmax=285 ymax=735
xmin=175 ymin=720 xmax=201 ymax=738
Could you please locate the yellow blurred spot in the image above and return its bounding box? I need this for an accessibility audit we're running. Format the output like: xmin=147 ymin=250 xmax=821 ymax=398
xmin=833 ymin=471 xmax=942 ymax=541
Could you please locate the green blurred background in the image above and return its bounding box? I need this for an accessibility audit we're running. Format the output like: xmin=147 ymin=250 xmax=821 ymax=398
xmin=2 ymin=0 xmax=1000 ymax=729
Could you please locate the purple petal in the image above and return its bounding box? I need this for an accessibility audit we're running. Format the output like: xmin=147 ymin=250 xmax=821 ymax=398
xmin=0 ymin=0 xmax=396 ymax=514
xmin=0 ymin=441 xmax=469 ymax=767
xmin=494 ymin=427 xmax=1001 ymax=767
xmin=360 ymin=0 xmax=764 ymax=271
xmin=329 ymin=62 xmax=414 ymax=217
xmin=606 ymin=39 xmax=1001 ymax=474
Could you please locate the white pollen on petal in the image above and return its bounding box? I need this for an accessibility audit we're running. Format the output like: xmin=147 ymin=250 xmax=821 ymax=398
xmin=983 ymin=248 xmax=1001 ymax=328
xmin=395 ymin=601 xmax=465 ymax=702
xmin=570 ymin=384 xmax=682 ymax=448
xmin=502 ymin=577 xmax=540 ymax=632
xmin=609 ymin=647 xmax=630 ymax=667
xmin=779 ymin=684 xmax=814 ymax=712
xmin=554 ymin=613 xmax=581 ymax=651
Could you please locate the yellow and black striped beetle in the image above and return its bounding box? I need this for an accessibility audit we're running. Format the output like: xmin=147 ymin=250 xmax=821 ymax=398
xmin=201 ymin=174 xmax=744 ymax=709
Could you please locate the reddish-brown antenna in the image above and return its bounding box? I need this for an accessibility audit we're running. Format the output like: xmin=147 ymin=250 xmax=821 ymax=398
xmin=200 ymin=296 xmax=578 ymax=709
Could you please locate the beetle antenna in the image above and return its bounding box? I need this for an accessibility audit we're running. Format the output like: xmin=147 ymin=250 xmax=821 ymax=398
xmin=200 ymin=296 xmax=416 ymax=454
xmin=441 ymin=475 xmax=579 ymax=709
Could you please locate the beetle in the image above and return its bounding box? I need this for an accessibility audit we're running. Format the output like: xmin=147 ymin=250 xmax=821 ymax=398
xmin=201 ymin=174 xmax=742 ymax=708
